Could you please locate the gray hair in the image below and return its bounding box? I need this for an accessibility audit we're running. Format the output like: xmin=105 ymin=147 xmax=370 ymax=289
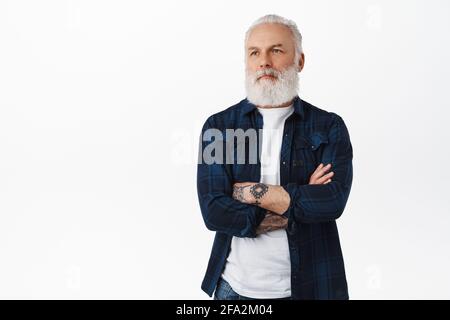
xmin=244 ymin=14 xmax=303 ymax=62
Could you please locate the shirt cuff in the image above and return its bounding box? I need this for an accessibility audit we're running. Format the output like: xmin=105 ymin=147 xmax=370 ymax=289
xmin=281 ymin=183 xmax=299 ymax=220
xmin=249 ymin=206 xmax=268 ymax=237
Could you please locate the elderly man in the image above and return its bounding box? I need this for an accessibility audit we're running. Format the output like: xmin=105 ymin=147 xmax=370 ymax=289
xmin=197 ymin=14 xmax=353 ymax=300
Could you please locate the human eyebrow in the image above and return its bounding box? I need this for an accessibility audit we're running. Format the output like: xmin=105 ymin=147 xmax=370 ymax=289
xmin=271 ymin=43 xmax=284 ymax=49
xmin=247 ymin=44 xmax=284 ymax=51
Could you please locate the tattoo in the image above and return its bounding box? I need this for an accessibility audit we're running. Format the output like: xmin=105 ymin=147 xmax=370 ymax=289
xmin=232 ymin=184 xmax=250 ymax=202
xmin=249 ymin=183 xmax=269 ymax=205
xmin=256 ymin=210 xmax=288 ymax=235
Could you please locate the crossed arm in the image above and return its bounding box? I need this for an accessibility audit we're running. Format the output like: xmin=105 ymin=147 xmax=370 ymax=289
xmin=197 ymin=114 xmax=352 ymax=237
xmin=233 ymin=163 xmax=334 ymax=234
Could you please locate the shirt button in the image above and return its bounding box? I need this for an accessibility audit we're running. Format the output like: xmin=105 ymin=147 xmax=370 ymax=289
xmin=282 ymin=161 xmax=286 ymax=165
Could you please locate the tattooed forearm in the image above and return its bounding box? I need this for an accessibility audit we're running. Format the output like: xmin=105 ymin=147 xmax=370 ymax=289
xmin=232 ymin=182 xmax=291 ymax=215
xmin=249 ymin=183 xmax=269 ymax=205
xmin=232 ymin=183 xmax=269 ymax=205
xmin=232 ymin=184 xmax=251 ymax=203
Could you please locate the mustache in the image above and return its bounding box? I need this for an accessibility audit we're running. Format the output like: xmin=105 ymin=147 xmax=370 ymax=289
xmin=254 ymin=68 xmax=280 ymax=80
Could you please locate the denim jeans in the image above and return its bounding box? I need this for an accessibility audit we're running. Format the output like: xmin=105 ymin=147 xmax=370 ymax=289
xmin=213 ymin=276 xmax=291 ymax=300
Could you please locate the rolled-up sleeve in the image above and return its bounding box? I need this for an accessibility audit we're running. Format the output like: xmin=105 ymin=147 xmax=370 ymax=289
xmin=197 ymin=116 xmax=266 ymax=237
xmin=281 ymin=114 xmax=353 ymax=223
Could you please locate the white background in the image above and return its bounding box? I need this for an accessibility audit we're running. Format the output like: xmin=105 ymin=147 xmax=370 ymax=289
xmin=0 ymin=0 xmax=449 ymax=299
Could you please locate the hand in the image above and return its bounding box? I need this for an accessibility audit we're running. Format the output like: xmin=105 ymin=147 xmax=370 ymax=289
xmin=309 ymin=163 xmax=334 ymax=185
xmin=256 ymin=210 xmax=288 ymax=235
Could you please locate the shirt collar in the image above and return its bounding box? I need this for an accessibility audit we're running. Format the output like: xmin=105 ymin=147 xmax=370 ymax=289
xmin=241 ymin=95 xmax=304 ymax=119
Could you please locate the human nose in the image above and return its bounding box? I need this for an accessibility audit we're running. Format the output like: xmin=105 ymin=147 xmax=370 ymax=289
xmin=258 ymin=51 xmax=272 ymax=69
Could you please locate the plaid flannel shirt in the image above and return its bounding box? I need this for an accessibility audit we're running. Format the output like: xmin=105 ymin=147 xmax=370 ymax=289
xmin=197 ymin=95 xmax=353 ymax=299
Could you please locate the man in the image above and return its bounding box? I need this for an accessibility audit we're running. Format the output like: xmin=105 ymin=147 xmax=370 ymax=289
xmin=197 ymin=14 xmax=353 ymax=300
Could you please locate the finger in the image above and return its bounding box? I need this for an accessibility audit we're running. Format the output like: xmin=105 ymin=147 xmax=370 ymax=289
xmin=317 ymin=163 xmax=332 ymax=176
xmin=311 ymin=163 xmax=327 ymax=178
xmin=315 ymin=171 xmax=334 ymax=184
xmin=310 ymin=168 xmax=332 ymax=184
xmin=310 ymin=163 xmax=331 ymax=180
xmin=312 ymin=163 xmax=324 ymax=176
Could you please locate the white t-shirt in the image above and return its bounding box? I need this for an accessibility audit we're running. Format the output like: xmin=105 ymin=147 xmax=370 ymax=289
xmin=221 ymin=103 xmax=294 ymax=299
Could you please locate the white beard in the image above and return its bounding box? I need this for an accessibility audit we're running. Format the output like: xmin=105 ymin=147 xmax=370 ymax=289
xmin=245 ymin=64 xmax=299 ymax=107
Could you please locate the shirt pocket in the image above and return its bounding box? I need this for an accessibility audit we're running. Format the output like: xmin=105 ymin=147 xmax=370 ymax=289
xmin=291 ymin=133 xmax=329 ymax=183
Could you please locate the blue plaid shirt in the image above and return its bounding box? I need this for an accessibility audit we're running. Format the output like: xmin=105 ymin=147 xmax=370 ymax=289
xmin=197 ymin=95 xmax=353 ymax=300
